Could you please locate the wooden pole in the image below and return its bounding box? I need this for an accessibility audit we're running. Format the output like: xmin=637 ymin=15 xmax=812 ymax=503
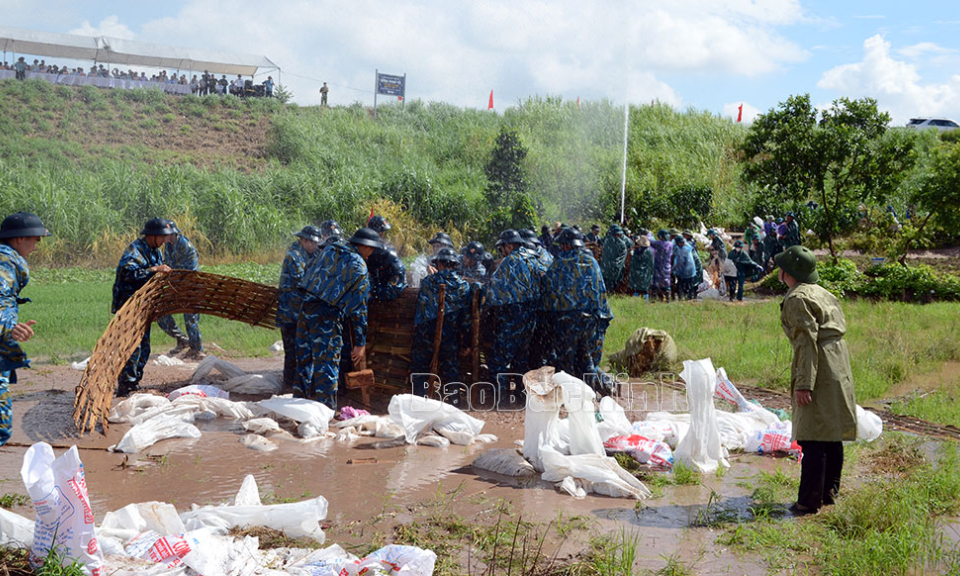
xmin=471 ymin=288 xmax=480 ymax=383
xmin=428 ymin=283 xmax=447 ymax=396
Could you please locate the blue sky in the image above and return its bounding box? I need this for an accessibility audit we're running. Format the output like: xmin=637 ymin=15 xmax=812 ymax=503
xmin=4 ymin=0 xmax=960 ymax=125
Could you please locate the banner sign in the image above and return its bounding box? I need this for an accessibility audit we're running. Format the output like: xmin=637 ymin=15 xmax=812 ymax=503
xmin=377 ymin=73 xmax=404 ymax=97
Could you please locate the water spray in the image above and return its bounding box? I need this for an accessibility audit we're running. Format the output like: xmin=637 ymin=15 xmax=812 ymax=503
xmin=619 ymin=102 xmax=629 ymax=225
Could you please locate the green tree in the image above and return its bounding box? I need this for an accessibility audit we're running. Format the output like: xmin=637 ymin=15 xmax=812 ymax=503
xmin=483 ymin=126 xmax=536 ymax=236
xmin=740 ymin=94 xmax=915 ymax=259
xmin=895 ymin=141 xmax=960 ymax=265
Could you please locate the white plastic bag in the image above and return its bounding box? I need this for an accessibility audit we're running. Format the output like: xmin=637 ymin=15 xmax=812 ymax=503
xmin=674 ymin=359 xmax=729 ymax=473
xmin=109 ymin=394 xmax=171 ymax=423
xmin=20 ymin=443 xmax=105 ymax=574
xmin=98 ymin=501 xmax=185 ymax=544
xmin=257 ymin=396 xmax=335 ymax=437
xmin=856 ymin=405 xmax=883 ymax=442
xmin=290 ymin=544 xmax=436 ymax=576
xmin=603 ymin=434 xmax=674 ymax=468
xmin=539 ymin=445 xmax=652 ymax=500
xmin=415 ymin=435 xmax=450 ymax=448
xmin=220 ymin=373 xmax=283 ymax=395
xmin=240 ymin=434 xmax=278 ymax=451
xmin=190 ymin=355 xmax=245 ymax=383
xmin=472 ymin=449 xmax=536 ymax=477
xmin=522 ymin=367 xmax=563 ymax=471
xmin=166 ymin=384 xmax=229 ymax=401
xmin=596 ymin=396 xmax=632 ymax=442
xmin=111 ymin=415 xmax=202 ymax=453
xmin=555 ymin=372 xmax=604 ymax=457
xmin=0 ymin=507 xmax=34 ymax=547
xmin=387 ymin=394 xmax=484 ymax=444
xmin=743 ymin=426 xmax=802 ymax=458
xmin=243 ymin=417 xmax=282 ymax=435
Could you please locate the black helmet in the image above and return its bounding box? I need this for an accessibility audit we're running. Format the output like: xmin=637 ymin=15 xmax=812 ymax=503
xmin=318 ymin=219 xmax=342 ymax=239
xmin=140 ymin=217 xmax=178 ymax=236
xmin=165 ymin=219 xmax=182 ymax=235
xmin=519 ymin=229 xmax=541 ymax=248
xmin=294 ymin=225 xmax=322 ymax=243
xmin=367 ymin=215 xmax=392 ymax=233
xmin=0 ymin=212 xmax=51 ymax=239
xmin=348 ymin=227 xmax=381 ymax=248
xmin=431 ymin=247 xmax=459 ymax=264
xmin=555 ymin=227 xmax=585 ymax=247
xmin=495 ymin=229 xmax=523 ymax=247
xmin=460 ymin=241 xmax=484 ymax=259
xmin=427 ymin=232 xmax=453 ymax=247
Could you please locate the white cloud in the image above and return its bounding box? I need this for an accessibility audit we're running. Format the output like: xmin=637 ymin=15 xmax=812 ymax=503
xmin=898 ymin=42 xmax=955 ymax=59
xmin=723 ymin=101 xmax=761 ymax=124
xmin=69 ymin=15 xmax=135 ymax=39
xmin=131 ymin=0 xmax=807 ymax=108
xmin=818 ymin=35 xmax=960 ymax=124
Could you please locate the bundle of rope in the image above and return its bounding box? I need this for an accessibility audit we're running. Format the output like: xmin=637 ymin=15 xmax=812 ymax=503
xmin=73 ymin=270 xmax=279 ymax=435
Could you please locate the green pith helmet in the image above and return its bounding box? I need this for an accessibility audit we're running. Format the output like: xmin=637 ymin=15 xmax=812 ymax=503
xmin=775 ymin=245 xmax=819 ymax=284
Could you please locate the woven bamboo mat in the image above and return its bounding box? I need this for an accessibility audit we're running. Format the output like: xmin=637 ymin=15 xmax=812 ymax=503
xmin=73 ymin=270 xmax=279 ymax=434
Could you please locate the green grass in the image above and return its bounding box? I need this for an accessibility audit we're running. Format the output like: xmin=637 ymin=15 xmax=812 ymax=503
xmin=604 ymin=296 xmax=960 ymax=406
xmin=0 ymin=492 xmax=29 ymax=508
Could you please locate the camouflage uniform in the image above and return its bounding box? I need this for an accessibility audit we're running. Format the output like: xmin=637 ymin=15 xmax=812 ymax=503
xmin=113 ymin=238 xmax=164 ymax=395
xmin=485 ymin=248 xmax=539 ymax=389
xmin=296 ymin=239 xmax=370 ymax=410
xmin=0 ymin=244 xmax=30 ymax=446
xmin=542 ymin=246 xmax=612 ymax=383
xmin=276 ymin=241 xmax=314 ymax=387
xmin=460 ymin=258 xmax=487 ymax=283
xmin=367 ymin=247 xmax=407 ymax=302
xmin=524 ymin=246 xmax=551 ymax=369
xmin=157 ymin=234 xmax=202 ymax=353
xmin=409 ymin=270 xmax=473 ymax=395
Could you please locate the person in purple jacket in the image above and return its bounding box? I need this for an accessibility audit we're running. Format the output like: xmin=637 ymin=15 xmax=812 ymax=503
xmin=649 ymin=229 xmax=674 ymax=302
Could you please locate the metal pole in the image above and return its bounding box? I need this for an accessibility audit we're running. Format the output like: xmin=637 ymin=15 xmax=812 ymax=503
xmin=402 ymin=73 xmax=406 ymax=110
xmin=373 ymin=69 xmax=378 ymax=119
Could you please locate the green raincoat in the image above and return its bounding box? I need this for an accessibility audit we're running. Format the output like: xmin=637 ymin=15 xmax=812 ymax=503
xmin=628 ymin=246 xmax=654 ymax=293
xmin=780 ymin=283 xmax=857 ymax=442
xmin=600 ymin=233 xmax=628 ymax=289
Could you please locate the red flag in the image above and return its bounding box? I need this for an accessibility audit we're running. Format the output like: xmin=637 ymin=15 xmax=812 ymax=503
xmin=737 ymin=104 xmax=743 ymax=123
xmin=577 ymin=97 xmax=581 ymax=111
xmin=488 ymin=90 xmax=494 ymax=110
xmin=368 ymin=207 xmax=375 ymax=223
xmin=398 ymin=96 xmax=403 ymax=101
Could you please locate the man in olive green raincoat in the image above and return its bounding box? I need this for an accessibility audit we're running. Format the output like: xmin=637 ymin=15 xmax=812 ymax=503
xmin=775 ymin=245 xmax=857 ymax=516
xmin=600 ymin=224 xmax=628 ymax=290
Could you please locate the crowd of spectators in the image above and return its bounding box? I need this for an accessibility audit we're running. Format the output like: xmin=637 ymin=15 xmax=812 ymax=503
xmin=0 ymin=57 xmax=275 ymax=98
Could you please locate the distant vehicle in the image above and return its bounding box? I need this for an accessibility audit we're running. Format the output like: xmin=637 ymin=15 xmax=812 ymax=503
xmin=906 ymin=118 xmax=960 ymax=132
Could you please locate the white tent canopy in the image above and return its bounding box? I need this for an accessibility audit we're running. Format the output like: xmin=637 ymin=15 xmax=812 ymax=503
xmin=0 ymin=26 xmax=278 ymax=77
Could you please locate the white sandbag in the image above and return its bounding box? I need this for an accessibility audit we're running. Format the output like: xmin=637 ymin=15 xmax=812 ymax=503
xmin=335 ymin=426 xmax=361 ymax=443
xmin=99 ymin=501 xmax=186 ymax=544
xmin=715 ymin=369 xmax=781 ymax=427
xmin=71 ymin=356 xmax=90 ymax=370
xmin=856 ymin=405 xmax=883 ymax=442
xmin=243 ymin=417 xmax=282 ymax=435
xmin=289 ymin=544 xmax=436 ymax=576
xmin=596 ymin=396 xmax=632 ymax=442
xmin=557 ymin=476 xmax=587 ymax=499
xmin=240 ymin=434 xmax=278 ymax=452
xmin=699 ymin=288 xmax=723 ymax=300
xmin=179 ymin=529 xmax=268 ymax=576
xmin=434 ymin=418 xmax=476 ymax=445
xmin=270 ymin=340 xmax=284 ymax=352
xmin=374 ymin=417 xmax=405 ymax=439
xmin=167 ymin=384 xmax=229 ymax=401
xmin=715 ymin=410 xmax=783 ymax=450
xmin=473 ymin=433 xmax=498 ymax=444
xmin=0 ymin=507 xmax=34 ymax=547
xmin=21 ymin=443 xmax=104 ymax=574
xmin=522 ymin=367 xmax=563 ymax=471
xmin=416 ymin=435 xmax=451 ymax=448
xmin=387 ymin=394 xmax=484 ymax=444
xmin=172 ymin=395 xmax=254 ymax=421
xmin=191 ymin=355 xmax=246 ymax=384
xmin=220 ymin=373 xmax=283 ymax=395
xmin=472 ymin=449 xmax=536 ymax=477
xmin=111 ymin=415 xmax=202 ymax=453
xmin=109 ymin=394 xmax=171 ymax=423
xmin=130 ymin=402 xmax=206 ymax=426
xmin=154 ymin=354 xmax=186 ymax=366
xmin=258 ymin=396 xmax=335 ymax=436
xmin=539 ymin=445 xmax=651 ymax=500
xmin=674 ymin=359 xmax=729 ymax=473
xmin=638 ymin=413 xmax=690 ymax=447
xmin=555 ymin=371 xmax=604 ymax=457
xmin=181 ymin=496 xmax=329 ymax=543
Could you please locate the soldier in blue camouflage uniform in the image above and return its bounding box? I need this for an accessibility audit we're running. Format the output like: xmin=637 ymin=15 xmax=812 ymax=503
xmin=542 ymin=228 xmax=613 ymax=392
xmin=521 ymin=229 xmax=554 ymax=270
xmin=156 ymin=222 xmax=204 ymax=359
xmin=367 ymin=215 xmax=395 ymax=253
xmin=0 ymin=212 xmax=50 ymax=446
xmin=296 ymin=228 xmax=376 ymax=410
xmin=520 ymin=229 xmax=552 ymax=369
xmin=113 ymin=218 xmax=177 ymax=396
xmin=459 ymin=241 xmax=488 ymax=283
xmin=367 ymin=245 xmax=407 ymax=302
xmin=410 ymin=248 xmax=473 ymax=397
xmin=485 ymin=229 xmax=539 ymax=398
xmin=276 ymin=225 xmax=322 ymax=388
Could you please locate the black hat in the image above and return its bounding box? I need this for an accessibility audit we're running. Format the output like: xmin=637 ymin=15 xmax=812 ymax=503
xmin=495 ymin=229 xmax=523 ymax=247
xmin=367 ymin=215 xmax=392 ymax=233
xmin=348 ymin=227 xmax=382 ymax=248
xmin=591 ymin=224 xmax=600 ymax=231
xmin=519 ymin=229 xmax=541 ymax=247
xmin=427 ymin=232 xmax=453 ymax=247
xmin=166 ymin=220 xmax=182 ymax=235
xmin=318 ymin=219 xmax=342 ymax=239
xmin=294 ymin=225 xmax=322 ymax=243
xmin=431 ymin=247 xmax=459 ymax=264
xmin=0 ymin=212 xmax=51 ymax=239
xmin=461 ymin=241 xmax=484 ymax=259
xmin=140 ymin=217 xmax=178 ymax=236
xmin=555 ymin=227 xmax=585 ymax=247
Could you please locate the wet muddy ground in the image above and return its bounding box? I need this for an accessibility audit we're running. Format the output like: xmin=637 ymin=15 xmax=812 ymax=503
xmin=0 ymin=358 xmax=834 ymax=574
